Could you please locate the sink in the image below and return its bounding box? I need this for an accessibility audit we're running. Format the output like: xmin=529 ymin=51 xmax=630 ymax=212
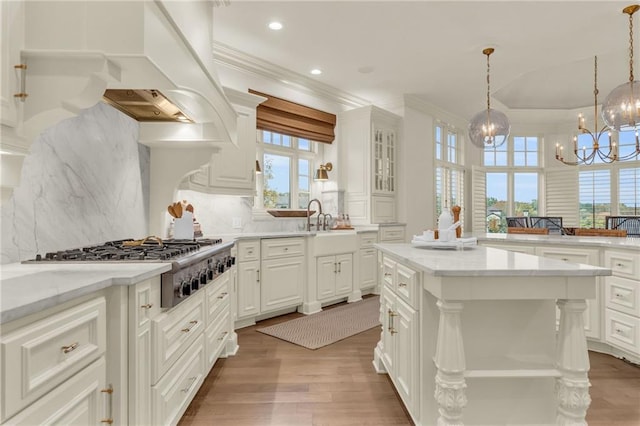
xmin=312 ymin=231 xmax=358 ymax=256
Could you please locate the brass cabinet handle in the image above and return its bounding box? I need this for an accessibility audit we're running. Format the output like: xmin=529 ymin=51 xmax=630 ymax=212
xmin=141 ymin=303 xmax=153 ymax=309
xmin=384 ymin=272 xmax=392 ymax=277
xmin=398 ymin=282 xmax=407 ymax=287
xmin=616 ymin=262 xmax=625 ymax=267
xmin=388 ymin=309 xmax=398 ymax=317
xmin=101 ymin=384 xmax=113 ymax=424
xmin=14 ymin=64 xmax=28 ymax=100
xmin=217 ymin=331 xmax=229 ymax=341
xmin=390 ymin=328 xmax=398 ymax=335
xmin=217 ymin=292 xmax=228 ymax=299
xmin=61 ymin=342 xmax=79 ymax=353
xmin=181 ymin=320 xmax=199 ymax=333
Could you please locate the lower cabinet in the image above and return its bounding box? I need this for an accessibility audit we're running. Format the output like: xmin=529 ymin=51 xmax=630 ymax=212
xmin=317 ymin=253 xmax=353 ymax=301
xmin=0 ymin=296 xmax=108 ymax=424
xmin=378 ymin=258 xmax=419 ymax=418
xmin=358 ymin=232 xmax=378 ymax=290
xmin=5 ymin=357 xmax=107 ymax=425
xmin=261 ymin=255 xmax=304 ymax=312
xmin=152 ymin=335 xmax=206 ymax=426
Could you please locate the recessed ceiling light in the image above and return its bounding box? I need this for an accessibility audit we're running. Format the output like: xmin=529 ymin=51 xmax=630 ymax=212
xmin=310 ymin=69 xmax=322 ymax=75
xmin=268 ymin=21 xmax=283 ymax=30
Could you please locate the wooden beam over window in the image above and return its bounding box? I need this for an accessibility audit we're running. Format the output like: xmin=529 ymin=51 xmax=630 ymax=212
xmin=249 ymin=89 xmax=336 ymax=144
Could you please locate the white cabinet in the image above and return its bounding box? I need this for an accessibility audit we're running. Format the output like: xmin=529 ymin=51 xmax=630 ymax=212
xmin=377 ymin=257 xmax=419 ymax=418
xmin=317 ymin=253 xmax=353 ymax=301
xmin=129 ymin=278 xmax=161 ymax=426
xmin=205 ymin=270 xmax=231 ymax=369
xmin=535 ymin=246 xmax=601 ymax=339
xmin=604 ymin=249 xmax=640 ymax=357
xmin=181 ymin=89 xmax=264 ymax=196
xmin=341 ymin=105 xmax=401 ymax=224
xmin=0 ymin=296 xmax=108 ymax=424
xmin=358 ymin=232 xmax=378 ymax=290
xmin=1 ymin=0 xmax=24 ymax=131
xmin=378 ymin=224 xmax=406 ymax=243
xmin=236 ymin=238 xmax=305 ymax=324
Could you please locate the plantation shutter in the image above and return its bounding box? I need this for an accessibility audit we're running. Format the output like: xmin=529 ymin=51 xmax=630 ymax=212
xmin=249 ymin=89 xmax=336 ymax=144
xmin=578 ymin=169 xmax=610 ymax=228
xmin=471 ymin=166 xmax=486 ymax=232
xmin=546 ymin=168 xmax=579 ymax=227
xmin=619 ymin=167 xmax=640 ymax=215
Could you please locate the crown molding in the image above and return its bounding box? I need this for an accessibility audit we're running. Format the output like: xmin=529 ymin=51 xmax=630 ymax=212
xmin=212 ymin=41 xmax=371 ymax=109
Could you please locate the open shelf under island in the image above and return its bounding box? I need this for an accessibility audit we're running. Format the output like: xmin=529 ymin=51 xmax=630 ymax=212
xmin=373 ymin=243 xmax=611 ymax=426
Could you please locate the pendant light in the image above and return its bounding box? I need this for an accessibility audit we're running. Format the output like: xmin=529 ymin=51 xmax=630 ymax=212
xmin=556 ymin=56 xmax=617 ymax=165
xmin=468 ymin=48 xmax=510 ymax=149
xmin=602 ymin=5 xmax=640 ymax=131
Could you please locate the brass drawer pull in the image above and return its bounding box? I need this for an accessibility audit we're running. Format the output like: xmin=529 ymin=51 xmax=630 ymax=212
xmin=398 ymin=282 xmax=407 ymax=287
xmin=141 ymin=303 xmax=153 ymax=309
xmin=616 ymin=262 xmax=625 ymax=267
xmin=61 ymin=342 xmax=79 ymax=353
xmin=388 ymin=309 xmax=398 ymax=317
xmin=217 ymin=331 xmax=229 ymax=341
xmin=217 ymin=292 xmax=228 ymax=299
xmin=390 ymin=328 xmax=398 ymax=335
xmin=181 ymin=320 xmax=199 ymax=333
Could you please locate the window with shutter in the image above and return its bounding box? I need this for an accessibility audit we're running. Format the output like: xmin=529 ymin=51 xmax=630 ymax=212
xmin=579 ymin=169 xmax=611 ymax=228
xmin=619 ymin=167 xmax=640 ymax=215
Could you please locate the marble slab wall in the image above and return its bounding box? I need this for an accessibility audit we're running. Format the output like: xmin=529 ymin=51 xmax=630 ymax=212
xmin=1 ymin=103 xmax=148 ymax=264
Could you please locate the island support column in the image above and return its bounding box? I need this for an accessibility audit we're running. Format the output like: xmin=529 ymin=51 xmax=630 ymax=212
xmin=555 ymin=299 xmax=591 ymax=425
xmin=434 ymin=300 xmax=467 ymax=426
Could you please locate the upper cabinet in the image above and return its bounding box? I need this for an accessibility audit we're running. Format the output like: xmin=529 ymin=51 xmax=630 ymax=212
xmin=340 ymin=105 xmax=401 ymax=224
xmin=180 ymin=89 xmax=265 ymax=196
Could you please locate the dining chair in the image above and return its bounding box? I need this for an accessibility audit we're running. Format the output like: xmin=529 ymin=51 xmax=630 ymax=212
xmin=606 ymin=216 xmax=640 ymax=237
xmin=506 ymin=217 xmax=529 ymax=228
xmin=529 ymin=216 xmax=563 ymax=234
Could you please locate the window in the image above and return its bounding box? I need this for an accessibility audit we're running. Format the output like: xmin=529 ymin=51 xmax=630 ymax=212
xmin=435 ymin=122 xmax=464 ymax=224
xmin=259 ymin=130 xmax=316 ymax=210
xmin=479 ymin=135 xmax=541 ymax=232
xmin=619 ymin=167 xmax=640 ymax=215
xmin=579 ymin=169 xmax=611 ymax=228
xmin=618 ymin=131 xmax=640 ymax=161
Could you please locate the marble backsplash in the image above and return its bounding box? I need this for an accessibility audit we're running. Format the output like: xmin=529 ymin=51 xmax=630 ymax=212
xmin=1 ymin=103 xmax=149 ymax=264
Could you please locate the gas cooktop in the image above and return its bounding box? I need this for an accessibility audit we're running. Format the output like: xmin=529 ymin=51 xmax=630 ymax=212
xmin=24 ymin=238 xmax=224 ymax=263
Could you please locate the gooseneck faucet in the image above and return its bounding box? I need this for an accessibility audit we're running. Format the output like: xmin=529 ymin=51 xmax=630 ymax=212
xmin=306 ymin=199 xmax=323 ymax=231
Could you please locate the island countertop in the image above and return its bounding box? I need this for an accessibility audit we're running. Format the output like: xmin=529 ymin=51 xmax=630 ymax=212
xmin=472 ymin=232 xmax=640 ymax=249
xmin=374 ymin=243 xmax=611 ymax=277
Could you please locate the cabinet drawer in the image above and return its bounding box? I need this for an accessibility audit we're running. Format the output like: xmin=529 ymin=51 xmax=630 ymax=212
xmin=605 ymin=309 xmax=640 ymax=355
xmin=152 ymin=335 xmax=206 ymax=426
xmin=535 ymin=246 xmax=598 ymax=264
xmin=382 ymin=256 xmax=396 ymax=290
xmin=206 ymin=308 xmax=230 ymax=368
xmin=1 ymin=297 xmax=106 ymax=422
xmin=206 ymin=271 xmax=230 ymax=323
xmin=152 ymin=291 xmax=205 ymax=384
xmin=359 ymin=232 xmax=378 ymax=248
xmin=5 ymin=357 xmax=106 ymax=425
xmin=605 ymin=276 xmax=640 ymax=317
xmin=379 ymin=226 xmax=405 ymax=242
xmin=237 ymin=240 xmax=260 ymax=262
xmin=604 ymin=250 xmax=640 ymax=280
xmin=261 ymin=237 xmax=305 ymax=259
xmin=396 ymin=263 xmax=419 ymax=309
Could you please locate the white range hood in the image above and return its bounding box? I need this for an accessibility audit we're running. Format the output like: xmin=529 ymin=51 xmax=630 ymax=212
xmin=19 ymin=0 xmax=236 ymax=148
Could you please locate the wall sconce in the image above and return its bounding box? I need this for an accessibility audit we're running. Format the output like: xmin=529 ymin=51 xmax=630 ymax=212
xmin=255 ymin=160 xmax=262 ymax=174
xmin=314 ymin=162 xmax=332 ymax=181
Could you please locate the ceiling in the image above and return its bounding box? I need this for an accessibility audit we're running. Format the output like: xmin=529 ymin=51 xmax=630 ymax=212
xmin=213 ymin=1 xmax=634 ymax=123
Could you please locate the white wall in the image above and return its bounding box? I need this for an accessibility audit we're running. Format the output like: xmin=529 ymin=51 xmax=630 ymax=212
xmin=1 ymin=103 xmax=148 ymax=264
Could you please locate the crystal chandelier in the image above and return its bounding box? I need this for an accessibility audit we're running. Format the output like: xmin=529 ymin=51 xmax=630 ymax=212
xmin=556 ymin=56 xmax=618 ymax=165
xmin=468 ymin=47 xmax=510 ymax=149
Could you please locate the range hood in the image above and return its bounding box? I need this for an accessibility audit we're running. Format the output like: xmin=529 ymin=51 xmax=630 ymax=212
xmin=102 ymin=90 xmax=193 ymax=123
xmin=18 ymin=0 xmax=237 ymax=149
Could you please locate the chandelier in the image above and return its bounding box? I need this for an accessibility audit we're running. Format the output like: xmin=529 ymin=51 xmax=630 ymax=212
xmin=556 ymin=56 xmax=618 ymax=165
xmin=468 ymin=48 xmax=510 ymax=149
xmin=603 ymin=5 xmax=640 ymax=131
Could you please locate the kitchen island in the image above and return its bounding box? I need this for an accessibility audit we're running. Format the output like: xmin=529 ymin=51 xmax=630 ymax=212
xmin=373 ymin=243 xmax=611 ymax=426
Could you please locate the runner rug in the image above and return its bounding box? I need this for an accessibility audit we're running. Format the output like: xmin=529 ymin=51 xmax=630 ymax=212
xmin=256 ymin=297 xmax=381 ymax=350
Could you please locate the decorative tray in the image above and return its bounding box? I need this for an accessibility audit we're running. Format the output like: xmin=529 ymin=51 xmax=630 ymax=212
xmin=267 ymin=209 xmax=315 ymax=217
xmin=411 ymin=237 xmax=478 ymax=250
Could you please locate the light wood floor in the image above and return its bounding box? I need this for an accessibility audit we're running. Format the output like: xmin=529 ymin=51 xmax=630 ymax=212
xmin=179 ymin=303 xmax=640 ymax=426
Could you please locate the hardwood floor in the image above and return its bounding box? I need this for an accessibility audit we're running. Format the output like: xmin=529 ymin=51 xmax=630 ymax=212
xmin=179 ymin=305 xmax=640 ymax=426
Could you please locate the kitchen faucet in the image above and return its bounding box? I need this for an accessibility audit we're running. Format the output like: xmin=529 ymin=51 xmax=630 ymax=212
xmin=306 ymin=199 xmax=323 ymax=231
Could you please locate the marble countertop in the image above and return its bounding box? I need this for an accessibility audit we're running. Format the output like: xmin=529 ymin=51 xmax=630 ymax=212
xmin=375 ymin=243 xmax=611 ymax=277
xmin=0 ymin=262 xmax=171 ymax=324
xmin=472 ymin=232 xmax=640 ymax=249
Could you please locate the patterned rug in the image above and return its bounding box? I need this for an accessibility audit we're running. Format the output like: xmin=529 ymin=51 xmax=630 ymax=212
xmin=257 ymin=297 xmax=381 ymax=350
